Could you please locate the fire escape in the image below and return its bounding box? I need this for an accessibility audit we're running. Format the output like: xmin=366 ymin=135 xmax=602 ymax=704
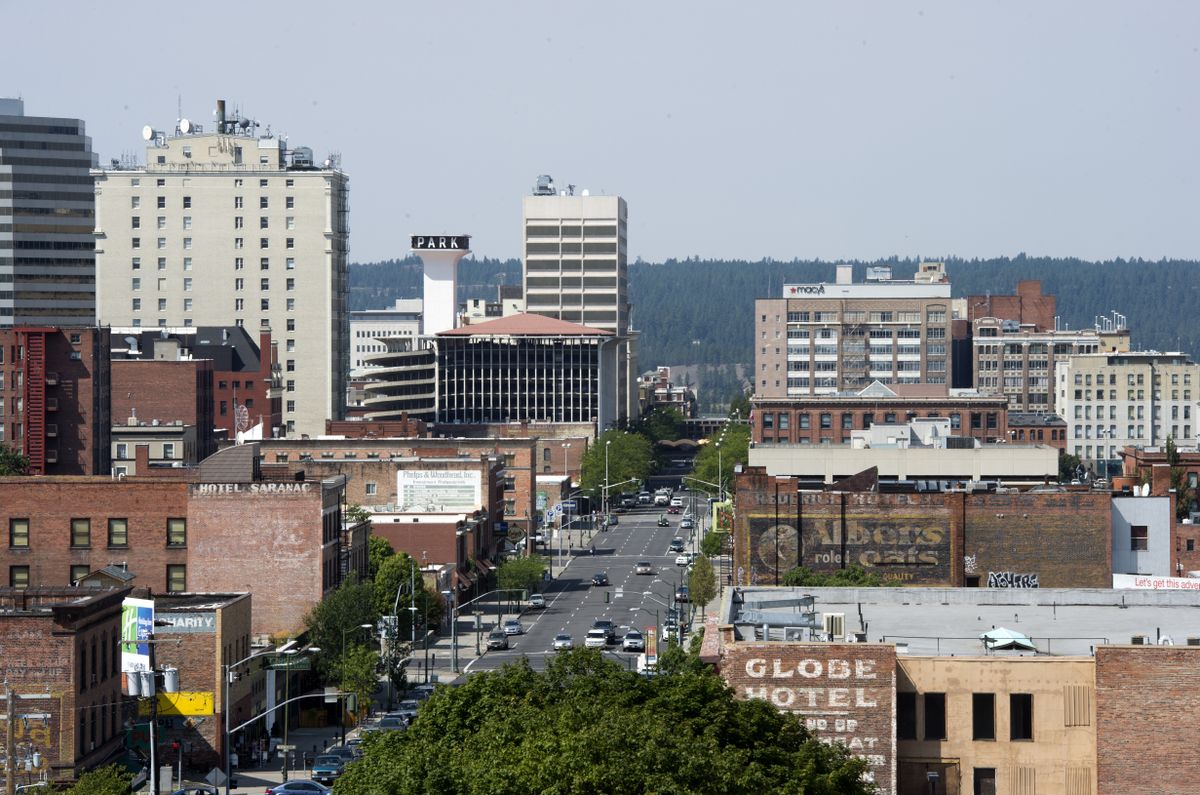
xmin=23 ymin=331 xmax=46 ymax=475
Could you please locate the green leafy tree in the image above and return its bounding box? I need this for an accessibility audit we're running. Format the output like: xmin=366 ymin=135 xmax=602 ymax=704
xmin=367 ymin=535 xmax=395 ymax=581
xmin=496 ymin=554 xmax=547 ymax=595
xmin=782 ymin=565 xmax=884 ymax=587
xmin=339 ymin=642 xmax=381 ymax=721
xmin=688 ymin=555 xmax=718 ymax=619
xmin=334 ymin=650 xmax=873 ymax=795
xmin=700 ymin=530 xmax=727 ymax=558
xmin=1058 ymin=450 xmax=1083 ymax=483
xmin=304 ymin=575 xmax=380 ymax=680
xmin=346 ymin=502 xmax=373 ymax=526
xmin=62 ymin=765 xmax=133 ymax=795
xmin=579 ymin=430 xmax=654 ymax=501
xmin=0 ymin=443 xmax=29 ymax=476
xmin=690 ymin=423 xmax=751 ymax=497
xmin=635 ymin=406 xmax=686 ymax=443
xmin=373 ymin=552 xmax=443 ymax=636
xmin=1166 ymin=436 xmax=1196 ymax=521
xmin=729 ymin=390 xmax=752 ymax=420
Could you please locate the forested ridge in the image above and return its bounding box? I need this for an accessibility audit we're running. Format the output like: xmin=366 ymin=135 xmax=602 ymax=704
xmin=350 ymin=255 xmax=1200 ymax=405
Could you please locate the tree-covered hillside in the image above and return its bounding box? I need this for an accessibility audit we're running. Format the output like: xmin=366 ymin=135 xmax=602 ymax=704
xmin=350 ymin=255 xmax=1200 ymax=407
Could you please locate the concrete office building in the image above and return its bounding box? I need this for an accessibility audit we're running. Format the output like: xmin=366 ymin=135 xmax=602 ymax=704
xmin=350 ymin=298 xmax=422 ymax=376
xmin=93 ymin=100 xmax=349 ymax=437
xmin=522 ymin=177 xmax=637 ymax=424
xmin=1055 ymin=351 xmax=1200 ymax=471
xmin=755 ymin=262 xmax=952 ymax=398
xmin=0 ymin=99 xmax=99 ymax=326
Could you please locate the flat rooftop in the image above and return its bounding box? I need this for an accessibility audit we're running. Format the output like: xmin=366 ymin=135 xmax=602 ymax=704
xmin=724 ymin=586 xmax=1200 ymax=657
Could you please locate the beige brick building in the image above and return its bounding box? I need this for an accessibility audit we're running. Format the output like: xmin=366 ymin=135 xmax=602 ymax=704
xmin=93 ymin=104 xmax=349 ymax=437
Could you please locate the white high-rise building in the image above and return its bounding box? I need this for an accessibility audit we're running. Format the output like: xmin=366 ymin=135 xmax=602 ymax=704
xmin=522 ymin=177 xmax=636 ymax=424
xmin=93 ymin=101 xmax=349 ymax=437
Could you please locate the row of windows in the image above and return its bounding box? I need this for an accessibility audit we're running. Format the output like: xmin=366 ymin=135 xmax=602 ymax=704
xmin=8 ymin=517 xmax=186 ymax=548
xmin=760 ymin=410 xmax=1000 ymax=431
xmin=780 ymin=310 xmax=948 ymax=324
xmin=132 ymin=237 xmax=296 ymax=250
xmin=130 ymin=177 xmax=298 ymax=190
xmin=897 ymin=691 xmax=1035 ymax=742
xmin=8 ymin=563 xmax=185 ymax=593
xmin=1075 ymin=405 xmax=1192 ymax=420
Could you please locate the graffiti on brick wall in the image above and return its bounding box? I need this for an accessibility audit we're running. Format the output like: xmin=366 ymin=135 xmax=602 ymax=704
xmin=963 ymin=554 xmax=978 ymax=574
xmin=987 ymin=571 xmax=1040 ymax=588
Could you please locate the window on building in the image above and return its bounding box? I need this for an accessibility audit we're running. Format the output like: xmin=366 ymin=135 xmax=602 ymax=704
xmin=9 ymin=518 xmax=29 ymax=549
xmin=924 ymin=693 xmax=947 ymax=740
xmin=71 ymin=564 xmax=89 ymax=584
xmin=9 ymin=566 xmax=29 ymax=589
xmin=973 ymin=769 xmax=997 ymax=795
xmin=842 ymin=413 xmax=853 ymax=430
xmin=132 ymin=216 xmax=141 ymax=229
xmin=163 ymin=443 xmax=176 ymax=459
xmin=1010 ymin=694 xmax=1033 ymax=740
xmin=287 ymin=380 xmax=295 ymax=392
xmin=261 ymin=278 xmax=270 ymax=290
xmin=166 ymin=565 xmax=186 ymax=593
xmin=365 ymin=482 xmax=377 ymax=496
xmin=897 ymin=692 xmax=917 ymax=740
xmin=972 ymin=693 xmax=995 ymax=740
xmin=286 ymin=196 xmax=295 ymax=209
xmin=286 ymin=238 xmax=295 ymax=249
xmin=132 ymin=237 xmax=141 ymax=249
xmin=71 ymin=518 xmax=91 ymax=547
xmin=157 ymin=237 xmax=166 ymax=249
xmin=287 ymin=319 xmax=295 ymax=332
xmin=286 ymin=257 xmax=296 ymax=270
xmin=260 ymin=238 xmax=269 ymax=249
xmin=286 ymin=298 xmax=295 ymax=311
xmin=1130 ymin=525 xmax=1148 ymax=551
xmin=167 ymin=518 xmax=187 ymax=547
xmin=260 ymin=216 xmax=269 ymax=229
xmin=819 ymin=413 xmax=832 ymax=429
xmin=286 ymin=400 xmax=296 ymax=412
xmin=107 ymin=518 xmax=128 ymax=547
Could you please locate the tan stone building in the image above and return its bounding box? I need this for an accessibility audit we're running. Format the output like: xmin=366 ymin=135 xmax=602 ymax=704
xmin=93 ymin=101 xmax=349 ymax=437
xmin=755 ymin=263 xmax=952 ymax=398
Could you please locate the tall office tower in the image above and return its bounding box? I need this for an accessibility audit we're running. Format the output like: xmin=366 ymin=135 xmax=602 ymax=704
xmin=522 ymin=176 xmax=637 ymax=425
xmin=755 ymin=263 xmax=952 ymax=397
xmin=94 ymin=100 xmax=349 ymax=437
xmin=0 ymin=98 xmax=98 ymax=325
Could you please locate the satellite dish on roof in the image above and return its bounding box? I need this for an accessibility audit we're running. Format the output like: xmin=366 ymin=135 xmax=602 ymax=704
xmin=142 ymin=125 xmax=156 ymax=141
xmin=179 ymin=118 xmax=193 ymax=134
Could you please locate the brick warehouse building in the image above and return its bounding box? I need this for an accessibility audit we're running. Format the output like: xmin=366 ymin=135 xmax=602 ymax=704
xmin=0 ymin=443 xmax=363 ymax=635
xmin=112 ymin=357 xmax=217 ymax=467
xmin=0 ymin=586 xmax=130 ymax=785
xmin=0 ymin=326 xmax=111 ymax=475
xmin=731 ymin=467 xmax=1112 ymax=587
xmin=750 ymin=383 xmax=1011 ymax=446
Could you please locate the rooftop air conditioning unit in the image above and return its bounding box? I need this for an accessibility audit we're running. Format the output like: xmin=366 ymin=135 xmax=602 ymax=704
xmin=1186 ymin=637 xmax=1200 ymax=646
xmin=1131 ymin=635 xmax=1149 ymax=645
xmin=822 ymin=613 xmax=845 ymax=640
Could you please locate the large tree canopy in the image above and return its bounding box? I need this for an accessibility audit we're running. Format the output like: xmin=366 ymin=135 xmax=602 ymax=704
xmin=335 ymin=650 xmax=874 ymax=795
xmin=579 ymin=430 xmax=654 ymax=501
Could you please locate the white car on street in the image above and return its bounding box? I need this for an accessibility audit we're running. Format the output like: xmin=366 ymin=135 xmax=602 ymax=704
xmin=675 ymin=553 xmax=692 ymax=567
xmin=584 ymin=628 xmax=609 ymax=648
xmin=553 ymin=633 xmax=574 ymax=650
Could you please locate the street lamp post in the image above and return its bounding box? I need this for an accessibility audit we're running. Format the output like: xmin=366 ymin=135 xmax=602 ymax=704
xmin=716 ymin=441 xmax=723 ymax=503
xmin=339 ymin=624 xmax=372 ymax=745
xmin=222 ymin=642 xmax=319 ymax=795
xmin=603 ymin=439 xmax=612 ymax=519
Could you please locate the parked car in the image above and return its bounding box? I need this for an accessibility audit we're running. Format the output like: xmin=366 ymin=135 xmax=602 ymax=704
xmin=592 ymin=619 xmax=617 ymax=642
xmin=591 ymin=571 xmax=609 ymax=586
xmin=635 ymin=560 xmax=654 ymax=575
xmin=311 ymin=755 xmax=346 ymax=785
xmin=584 ymin=628 xmax=609 ymax=648
xmin=503 ymin=618 xmax=524 ymax=635
xmin=622 ymin=629 xmax=646 ymax=652
xmin=657 ymin=515 xmax=669 ymax=527
xmin=668 ymin=537 xmax=685 ymax=552
xmin=553 ymin=633 xmax=574 ymax=650
xmin=486 ymin=629 xmax=509 ymax=650
xmin=529 ymin=594 xmax=546 ymax=609
xmin=265 ymin=782 xmax=332 ymax=794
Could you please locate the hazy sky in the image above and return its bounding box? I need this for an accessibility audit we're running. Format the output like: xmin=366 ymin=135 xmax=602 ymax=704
xmin=4 ymin=2 xmax=1197 ymax=264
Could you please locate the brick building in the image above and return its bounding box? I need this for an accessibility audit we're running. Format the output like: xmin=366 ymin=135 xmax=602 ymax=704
xmin=1007 ymin=412 xmax=1067 ymax=451
xmin=429 ymin=420 xmax=593 ymax=481
xmin=112 ymin=357 xmax=216 ymax=468
xmin=112 ymin=326 xmax=281 ymax=440
xmin=964 ymin=280 xmax=1057 ymax=330
xmin=0 ymin=326 xmax=110 ymax=475
xmin=0 ymin=443 xmax=360 ymax=636
xmin=0 ymin=586 xmax=130 ymax=785
xmin=751 ymin=382 xmax=1010 ymax=445
xmin=260 ymin=435 xmax=539 ymax=539
xmin=149 ymin=592 xmax=253 ymax=774
xmin=732 ymin=467 xmax=1112 ymax=587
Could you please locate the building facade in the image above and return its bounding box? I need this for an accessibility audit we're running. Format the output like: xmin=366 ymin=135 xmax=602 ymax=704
xmin=755 ymin=263 xmax=952 ymax=398
xmin=350 ymin=298 xmax=422 ymax=377
xmin=522 ymin=183 xmax=637 ymax=424
xmin=0 ymin=98 xmax=98 ymax=326
xmin=0 ymin=586 xmax=129 ymax=785
xmin=0 ymin=326 xmax=110 ymax=475
xmin=112 ymin=357 xmax=216 ymax=466
xmin=1055 ymin=351 xmax=1200 ymax=470
xmin=751 ymin=383 xmax=1010 ymax=446
xmin=93 ymin=101 xmax=349 ymax=437
xmin=436 ymin=313 xmax=616 ymax=429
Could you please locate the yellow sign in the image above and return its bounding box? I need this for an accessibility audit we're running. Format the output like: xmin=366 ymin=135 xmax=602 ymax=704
xmin=136 ymin=692 xmax=214 ymax=717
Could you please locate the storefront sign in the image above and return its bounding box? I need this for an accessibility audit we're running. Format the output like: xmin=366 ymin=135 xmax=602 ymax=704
xmin=191 ymin=482 xmax=312 ymax=496
xmin=157 ymin=612 xmax=217 ymax=633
